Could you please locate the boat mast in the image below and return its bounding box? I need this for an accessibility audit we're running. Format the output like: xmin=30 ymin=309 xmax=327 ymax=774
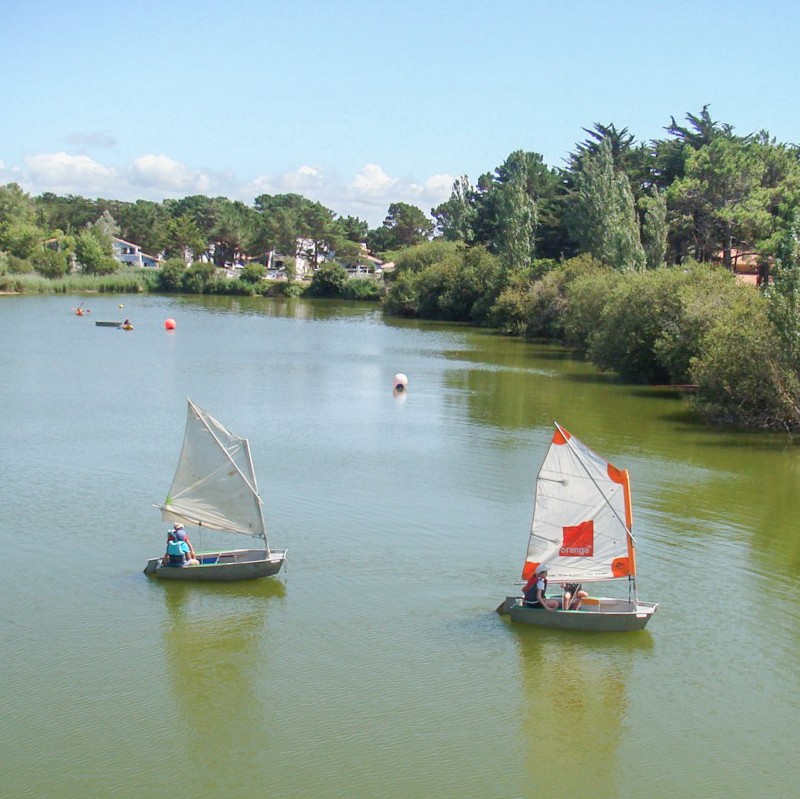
xmin=242 ymin=431 xmax=271 ymax=555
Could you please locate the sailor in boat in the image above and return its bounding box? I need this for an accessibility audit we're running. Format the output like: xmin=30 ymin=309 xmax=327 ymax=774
xmin=561 ymin=582 xmax=588 ymax=610
xmin=522 ymin=564 xmax=559 ymax=611
xmin=166 ymin=523 xmax=197 ymax=557
xmin=163 ymin=525 xmax=198 ymax=567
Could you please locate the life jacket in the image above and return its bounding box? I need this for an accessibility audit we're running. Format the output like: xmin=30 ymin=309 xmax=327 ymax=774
xmin=523 ymin=576 xmax=547 ymax=604
xmin=166 ymin=539 xmax=185 ymax=558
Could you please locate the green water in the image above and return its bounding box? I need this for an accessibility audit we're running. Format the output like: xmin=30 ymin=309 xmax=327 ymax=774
xmin=1 ymin=293 xmax=799 ymax=798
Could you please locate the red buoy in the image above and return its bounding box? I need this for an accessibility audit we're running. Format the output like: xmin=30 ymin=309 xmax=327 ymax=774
xmin=164 ymin=318 xmax=176 ymax=330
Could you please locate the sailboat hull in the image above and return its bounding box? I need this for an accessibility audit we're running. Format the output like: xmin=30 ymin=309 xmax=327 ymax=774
xmin=503 ymin=596 xmax=658 ymax=632
xmin=144 ymin=548 xmax=287 ymax=582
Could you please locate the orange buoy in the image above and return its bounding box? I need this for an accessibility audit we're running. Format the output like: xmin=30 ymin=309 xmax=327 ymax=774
xmin=164 ymin=318 xmax=176 ymax=330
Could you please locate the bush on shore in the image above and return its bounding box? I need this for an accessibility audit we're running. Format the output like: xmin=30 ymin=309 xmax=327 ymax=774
xmin=382 ymin=244 xmax=502 ymax=323
xmin=690 ymin=290 xmax=800 ymax=430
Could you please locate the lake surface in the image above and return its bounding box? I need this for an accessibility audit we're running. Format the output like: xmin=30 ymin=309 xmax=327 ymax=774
xmin=1 ymin=293 xmax=799 ymax=799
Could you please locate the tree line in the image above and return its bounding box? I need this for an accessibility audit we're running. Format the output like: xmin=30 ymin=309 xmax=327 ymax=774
xmin=377 ymin=106 xmax=800 ymax=432
xmin=3 ymin=105 xmax=796 ymax=276
xmin=3 ymin=105 xmax=800 ymax=429
xmin=430 ymin=106 xmax=799 ymax=272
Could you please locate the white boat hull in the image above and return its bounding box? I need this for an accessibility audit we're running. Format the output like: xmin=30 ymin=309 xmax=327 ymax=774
xmin=144 ymin=548 xmax=287 ymax=582
xmin=502 ymin=596 xmax=658 ymax=632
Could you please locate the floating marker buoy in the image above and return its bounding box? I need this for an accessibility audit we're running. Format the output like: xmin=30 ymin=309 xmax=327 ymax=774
xmin=118 ymin=304 xmax=124 ymax=309
xmin=392 ymin=373 xmax=408 ymax=392
xmin=164 ymin=318 xmax=176 ymax=330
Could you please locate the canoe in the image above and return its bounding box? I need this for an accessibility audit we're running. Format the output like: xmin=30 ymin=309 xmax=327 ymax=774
xmin=95 ymin=321 xmax=122 ymax=327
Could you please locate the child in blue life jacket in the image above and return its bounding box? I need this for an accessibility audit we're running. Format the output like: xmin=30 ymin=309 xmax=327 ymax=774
xmin=164 ymin=525 xmax=198 ymax=566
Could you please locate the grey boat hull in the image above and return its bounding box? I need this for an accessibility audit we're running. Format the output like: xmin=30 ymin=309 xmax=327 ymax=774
xmin=501 ymin=595 xmax=658 ymax=632
xmin=144 ymin=548 xmax=287 ymax=582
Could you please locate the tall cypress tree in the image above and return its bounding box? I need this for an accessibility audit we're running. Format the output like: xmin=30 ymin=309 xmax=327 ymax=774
xmin=567 ymin=137 xmax=645 ymax=271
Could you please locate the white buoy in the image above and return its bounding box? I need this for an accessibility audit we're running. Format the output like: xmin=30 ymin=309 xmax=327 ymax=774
xmin=392 ymin=373 xmax=408 ymax=392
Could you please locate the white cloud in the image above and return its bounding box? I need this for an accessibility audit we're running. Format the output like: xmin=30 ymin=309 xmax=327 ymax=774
xmin=7 ymin=151 xmax=454 ymax=228
xmin=25 ymin=152 xmax=117 ymax=194
xmin=351 ymin=163 xmax=397 ymax=193
xmin=0 ymin=160 xmax=25 ymax=184
xmin=128 ymin=154 xmax=210 ymax=194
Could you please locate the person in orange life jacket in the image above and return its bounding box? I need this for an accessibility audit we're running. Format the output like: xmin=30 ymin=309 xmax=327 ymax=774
xmin=522 ymin=564 xmax=559 ymax=611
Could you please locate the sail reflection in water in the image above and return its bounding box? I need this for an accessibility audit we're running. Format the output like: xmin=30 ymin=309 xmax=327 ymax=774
xmin=161 ymin=580 xmax=285 ymax=780
xmin=514 ymin=628 xmax=653 ymax=795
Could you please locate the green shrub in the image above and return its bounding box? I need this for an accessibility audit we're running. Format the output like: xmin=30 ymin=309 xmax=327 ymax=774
xmin=341 ymin=278 xmax=382 ymax=300
xmin=3 ymin=222 xmax=45 ymax=259
xmin=188 ymin=261 xmax=217 ymax=288
xmin=690 ymin=291 xmax=800 ymax=429
xmin=586 ymin=268 xmax=685 ymax=383
xmin=282 ymin=281 xmax=305 ymax=298
xmin=240 ymin=263 xmax=266 ymax=284
xmin=383 ymin=244 xmax=501 ymax=322
xmin=489 ymin=253 xmax=607 ymax=340
xmin=157 ymin=258 xmax=187 ymax=291
xmin=446 ymin=246 xmax=503 ymax=324
xmin=383 ymin=240 xmax=462 ymax=276
xmin=652 ymin=264 xmax=740 ymax=384
xmin=382 ymin=270 xmax=422 ymax=316
xmin=307 ymin=263 xmax=348 ymax=297
xmin=414 ymin=261 xmax=452 ymax=318
xmin=75 ymin=229 xmax=117 ymax=275
xmin=32 ymin=248 xmax=70 ymax=279
xmin=562 ymin=268 xmax=621 ymax=350
xmin=490 ymin=280 xmax=533 ymax=336
xmin=6 ymin=254 xmax=34 ymax=274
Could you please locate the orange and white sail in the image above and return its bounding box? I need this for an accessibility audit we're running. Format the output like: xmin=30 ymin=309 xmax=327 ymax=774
xmin=521 ymin=423 xmax=636 ymax=583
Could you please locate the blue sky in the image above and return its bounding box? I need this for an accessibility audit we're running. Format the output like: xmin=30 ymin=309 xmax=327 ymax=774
xmin=2 ymin=0 xmax=798 ymax=227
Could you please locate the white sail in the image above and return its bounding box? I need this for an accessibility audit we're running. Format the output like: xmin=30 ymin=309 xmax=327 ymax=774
xmin=158 ymin=399 xmax=267 ymax=539
xmin=522 ymin=423 xmax=635 ymax=584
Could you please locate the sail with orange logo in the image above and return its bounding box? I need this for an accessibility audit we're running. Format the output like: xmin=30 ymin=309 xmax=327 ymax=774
xmin=499 ymin=422 xmax=657 ymax=630
xmin=521 ymin=422 xmax=636 ymax=584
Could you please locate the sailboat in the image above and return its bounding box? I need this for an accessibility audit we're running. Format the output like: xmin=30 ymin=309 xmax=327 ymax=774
xmin=143 ymin=399 xmax=287 ymax=581
xmin=498 ymin=422 xmax=658 ymax=632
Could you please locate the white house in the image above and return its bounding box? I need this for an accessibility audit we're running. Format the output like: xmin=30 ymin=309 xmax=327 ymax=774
xmin=111 ymin=237 xmax=160 ymax=268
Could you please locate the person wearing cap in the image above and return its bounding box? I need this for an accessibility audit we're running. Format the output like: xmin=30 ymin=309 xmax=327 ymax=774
xmin=163 ymin=524 xmax=198 ymax=566
xmin=166 ymin=523 xmax=197 ymax=558
xmin=522 ymin=564 xmax=559 ymax=611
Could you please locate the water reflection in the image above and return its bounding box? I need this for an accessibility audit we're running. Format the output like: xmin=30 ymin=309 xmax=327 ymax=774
xmin=175 ymin=293 xmax=381 ymax=322
xmin=161 ymin=581 xmax=285 ymax=777
xmin=511 ymin=625 xmax=653 ymax=795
